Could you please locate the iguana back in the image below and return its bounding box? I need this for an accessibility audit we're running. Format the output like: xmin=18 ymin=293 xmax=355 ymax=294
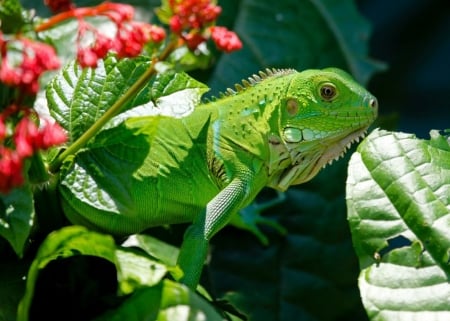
xmin=60 ymin=69 xmax=300 ymax=234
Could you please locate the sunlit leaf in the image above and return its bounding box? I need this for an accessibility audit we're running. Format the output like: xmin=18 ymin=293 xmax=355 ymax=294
xmin=347 ymin=129 xmax=450 ymax=320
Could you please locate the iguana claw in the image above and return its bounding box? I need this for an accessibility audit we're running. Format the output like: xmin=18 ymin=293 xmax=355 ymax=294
xmin=231 ymin=191 xmax=288 ymax=245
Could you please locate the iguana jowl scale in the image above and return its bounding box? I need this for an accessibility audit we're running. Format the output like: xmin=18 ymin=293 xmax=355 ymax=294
xmin=60 ymin=68 xmax=378 ymax=288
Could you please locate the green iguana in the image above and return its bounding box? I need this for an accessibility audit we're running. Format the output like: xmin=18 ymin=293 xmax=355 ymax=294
xmin=59 ymin=68 xmax=378 ymax=289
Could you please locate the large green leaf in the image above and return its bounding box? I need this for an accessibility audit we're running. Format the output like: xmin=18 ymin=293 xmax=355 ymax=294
xmin=46 ymin=55 xmax=147 ymax=142
xmin=347 ymin=129 xmax=450 ymax=320
xmin=16 ymin=226 xmax=224 ymax=321
xmin=16 ymin=226 xmax=171 ymax=320
xmin=208 ymin=0 xmax=385 ymax=93
xmin=95 ymin=279 xmax=225 ymax=321
xmin=55 ymin=62 xmax=209 ymax=228
xmin=17 ymin=226 xmax=118 ymax=321
xmin=46 ymin=56 xmax=209 ymax=143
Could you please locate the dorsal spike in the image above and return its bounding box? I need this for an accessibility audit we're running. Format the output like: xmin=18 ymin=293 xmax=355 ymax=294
xmin=251 ymin=74 xmax=261 ymax=82
xmin=258 ymin=70 xmax=268 ymax=78
xmin=248 ymin=76 xmax=257 ymax=85
xmin=242 ymin=79 xmax=251 ymax=87
xmin=234 ymin=83 xmax=244 ymax=91
xmin=216 ymin=68 xmax=298 ymax=98
xmin=226 ymin=88 xmax=236 ymax=95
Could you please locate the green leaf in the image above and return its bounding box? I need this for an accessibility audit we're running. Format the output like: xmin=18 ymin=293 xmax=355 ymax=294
xmin=17 ymin=226 xmax=117 ymax=321
xmin=208 ymin=0 xmax=385 ymax=93
xmin=0 ymin=185 xmax=34 ymax=257
xmin=0 ymin=0 xmax=26 ymax=33
xmin=93 ymin=284 xmax=163 ymax=321
xmin=57 ymin=67 xmax=209 ymax=235
xmin=122 ymin=234 xmax=180 ymax=267
xmin=15 ymin=226 xmax=221 ymax=320
xmin=115 ymin=248 xmax=167 ymax=295
xmin=95 ymin=280 xmax=225 ymax=321
xmin=46 ymin=56 xmax=209 ymax=143
xmin=346 ymin=129 xmax=450 ymax=320
xmin=157 ymin=280 xmax=224 ymax=321
xmin=17 ymin=226 xmax=171 ymax=320
xmin=46 ymin=55 xmax=150 ymax=142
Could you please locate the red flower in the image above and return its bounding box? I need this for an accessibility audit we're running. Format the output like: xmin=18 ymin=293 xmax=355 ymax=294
xmin=37 ymin=120 xmax=68 ymax=149
xmin=149 ymin=25 xmax=166 ymax=43
xmin=169 ymin=15 xmax=183 ymax=34
xmin=0 ymin=118 xmax=6 ymax=141
xmin=0 ymin=105 xmax=67 ymax=194
xmin=0 ymin=147 xmax=24 ymax=194
xmin=210 ymin=26 xmax=242 ymax=53
xmin=0 ymin=38 xmax=60 ymax=94
xmin=74 ymin=7 xmax=166 ymax=67
xmin=115 ymin=22 xmax=151 ymax=57
xmin=13 ymin=116 xmax=39 ymax=158
xmin=44 ymin=0 xmax=74 ymax=13
xmin=102 ymin=3 xmax=134 ymax=24
xmin=168 ymin=0 xmax=222 ymax=32
xmin=77 ymin=48 xmax=99 ymax=68
xmin=183 ymin=32 xmax=207 ymax=51
xmin=165 ymin=0 xmax=242 ymax=52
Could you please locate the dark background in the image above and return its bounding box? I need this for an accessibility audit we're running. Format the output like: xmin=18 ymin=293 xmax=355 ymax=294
xmin=357 ymin=0 xmax=450 ymax=137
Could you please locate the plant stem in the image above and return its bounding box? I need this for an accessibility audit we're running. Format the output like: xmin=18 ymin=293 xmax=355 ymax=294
xmin=48 ymin=40 xmax=178 ymax=173
xmin=35 ymin=3 xmax=133 ymax=32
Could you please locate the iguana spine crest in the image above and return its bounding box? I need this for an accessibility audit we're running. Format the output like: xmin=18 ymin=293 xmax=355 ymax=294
xmin=210 ymin=68 xmax=297 ymax=99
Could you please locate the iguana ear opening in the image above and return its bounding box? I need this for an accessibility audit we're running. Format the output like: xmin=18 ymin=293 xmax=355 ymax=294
xmin=285 ymin=98 xmax=299 ymax=116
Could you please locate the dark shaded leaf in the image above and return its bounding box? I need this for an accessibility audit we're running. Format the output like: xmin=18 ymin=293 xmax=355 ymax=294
xmin=0 ymin=186 xmax=34 ymax=257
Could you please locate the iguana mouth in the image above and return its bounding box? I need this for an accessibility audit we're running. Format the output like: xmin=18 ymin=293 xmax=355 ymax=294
xmin=272 ymin=126 xmax=369 ymax=191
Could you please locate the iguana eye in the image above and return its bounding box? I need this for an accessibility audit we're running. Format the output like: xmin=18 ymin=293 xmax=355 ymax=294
xmin=319 ymin=83 xmax=337 ymax=101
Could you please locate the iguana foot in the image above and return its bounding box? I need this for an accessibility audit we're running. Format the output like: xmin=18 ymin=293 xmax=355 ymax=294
xmin=231 ymin=191 xmax=288 ymax=245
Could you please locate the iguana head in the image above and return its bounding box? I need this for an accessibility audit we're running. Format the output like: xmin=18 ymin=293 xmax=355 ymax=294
xmin=267 ymin=68 xmax=378 ymax=191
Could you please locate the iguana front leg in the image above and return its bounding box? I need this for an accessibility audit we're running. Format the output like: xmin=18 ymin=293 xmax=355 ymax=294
xmin=177 ymin=176 xmax=253 ymax=289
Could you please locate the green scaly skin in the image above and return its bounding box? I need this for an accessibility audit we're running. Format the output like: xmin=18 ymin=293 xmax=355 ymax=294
xmin=59 ymin=68 xmax=378 ymax=289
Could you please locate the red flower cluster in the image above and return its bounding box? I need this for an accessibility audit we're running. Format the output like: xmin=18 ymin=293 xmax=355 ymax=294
xmin=0 ymin=105 xmax=67 ymax=193
xmin=168 ymin=0 xmax=222 ymax=32
xmin=167 ymin=0 xmax=242 ymax=52
xmin=210 ymin=26 xmax=243 ymax=53
xmin=71 ymin=3 xmax=166 ymax=68
xmin=0 ymin=35 xmax=60 ymax=94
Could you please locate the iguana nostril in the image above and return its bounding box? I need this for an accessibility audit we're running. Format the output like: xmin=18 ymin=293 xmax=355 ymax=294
xmin=369 ymin=98 xmax=378 ymax=109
